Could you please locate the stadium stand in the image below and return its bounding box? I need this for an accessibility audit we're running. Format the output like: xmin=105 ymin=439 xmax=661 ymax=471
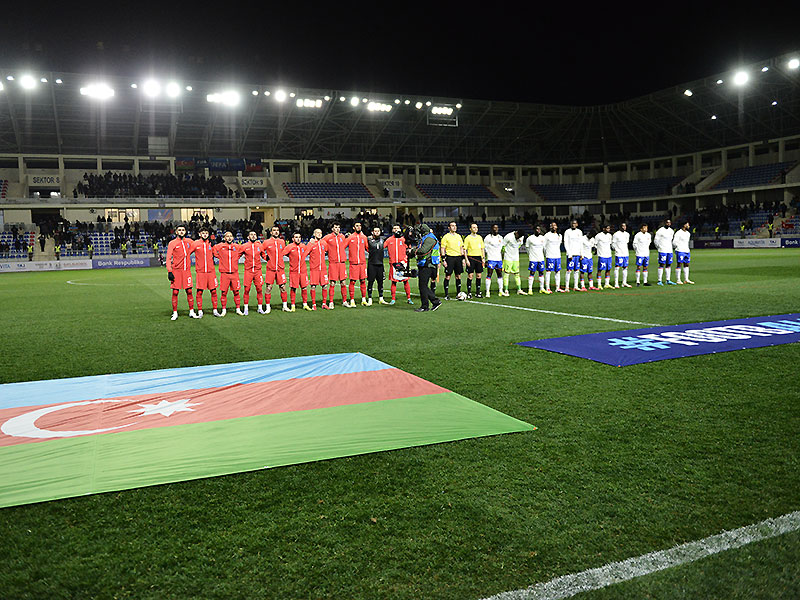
xmin=610 ymin=176 xmax=683 ymax=199
xmin=415 ymin=184 xmax=497 ymax=199
xmin=76 ymin=173 xmax=232 ymax=198
xmin=283 ymin=183 xmax=374 ymax=198
xmin=711 ymin=161 xmax=797 ymax=190
xmin=531 ymin=183 xmax=599 ymax=203
xmin=0 ymin=231 xmax=34 ymax=259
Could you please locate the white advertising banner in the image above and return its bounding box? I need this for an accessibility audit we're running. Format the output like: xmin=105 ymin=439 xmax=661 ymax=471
xmin=28 ymin=175 xmax=62 ymax=186
xmin=240 ymin=177 xmax=267 ymax=189
xmin=733 ymin=238 xmax=781 ymax=249
xmin=0 ymin=259 xmax=92 ymax=273
xmin=377 ymin=179 xmax=402 ymax=188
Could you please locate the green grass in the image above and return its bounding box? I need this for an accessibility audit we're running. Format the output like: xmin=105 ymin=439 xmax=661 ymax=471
xmin=0 ymin=248 xmax=799 ymax=599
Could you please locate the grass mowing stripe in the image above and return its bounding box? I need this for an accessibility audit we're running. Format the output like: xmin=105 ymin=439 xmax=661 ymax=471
xmin=481 ymin=510 xmax=800 ymax=600
xmin=463 ymin=299 xmax=661 ymax=326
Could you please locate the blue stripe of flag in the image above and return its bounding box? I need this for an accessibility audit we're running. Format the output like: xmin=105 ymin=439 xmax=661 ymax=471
xmin=0 ymin=353 xmax=392 ymax=410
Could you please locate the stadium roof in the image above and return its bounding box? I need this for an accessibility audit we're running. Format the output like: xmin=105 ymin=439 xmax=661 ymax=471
xmin=0 ymin=52 xmax=798 ymax=166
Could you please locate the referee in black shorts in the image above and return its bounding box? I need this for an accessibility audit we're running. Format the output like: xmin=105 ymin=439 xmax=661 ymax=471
xmin=440 ymin=221 xmax=466 ymax=300
xmin=463 ymin=222 xmax=486 ymax=298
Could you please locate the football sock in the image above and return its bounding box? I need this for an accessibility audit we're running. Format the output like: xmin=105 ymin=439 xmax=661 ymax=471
xmin=666 ymin=266 xmax=671 ymax=281
xmin=539 ymin=275 xmax=544 ymax=289
xmin=171 ymin=289 xmax=179 ymax=311
xmin=605 ymin=276 xmax=610 ymax=286
xmin=302 ymin=288 xmax=308 ymax=303
xmin=466 ymin=279 xmax=471 ymax=294
xmin=360 ymin=281 xmax=366 ymax=298
xmin=196 ymin=290 xmax=203 ymax=310
xmin=676 ymin=269 xmax=682 ymax=283
xmin=555 ymin=272 xmax=561 ymax=289
xmin=256 ymin=288 xmax=263 ymax=304
xmin=486 ymin=278 xmax=491 ymax=294
xmin=391 ymin=282 xmax=397 ymax=300
xmin=636 ymin=270 xmax=641 ymax=283
xmin=280 ymin=291 xmax=287 ymax=303
xmin=515 ymin=274 xmax=522 ymax=289
xmin=528 ymin=275 xmax=534 ymax=293
xmin=614 ymin=267 xmax=619 ymax=286
xmin=497 ymin=277 xmax=504 ymax=294
xmin=475 ymin=276 xmax=481 ymax=293
xmin=341 ymin=283 xmax=347 ymax=301
xmin=545 ymin=271 xmax=551 ymax=290
xmin=455 ymin=278 xmax=461 ymax=294
xmin=322 ymin=288 xmax=328 ymax=304
xmin=186 ymin=290 xmax=194 ymax=310
xmin=311 ymin=288 xmax=316 ymax=304
xmin=404 ymin=280 xmax=411 ymax=299
xmin=265 ymin=293 xmax=271 ymax=305
xmin=622 ymin=268 xmax=628 ymax=284
xmin=233 ymin=291 xmax=240 ymax=308
xmin=349 ymin=281 xmax=355 ymax=299
xmin=658 ymin=267 xmax=664 ymax=282
xmin=502 ymin=273 xmax=510 ymax=290
xmin=684 ymin=266 xmax=690 ymax=280
xmin=444 ymin=280 xmax=449 ymax=296
xmin=221 ymin=293 xmax=228 ymax=309
xmin=329 ymin=285 xmax=336 ymax=302
xmin=290 ymin=290 xmax=296 ymax=304
xmin=210 ymin=289 xmax=218 ymax=309
xmin=243 ymin=288 xmax=250 ymax=304
xmin=643 ymin=269 xmax=648 ymax=283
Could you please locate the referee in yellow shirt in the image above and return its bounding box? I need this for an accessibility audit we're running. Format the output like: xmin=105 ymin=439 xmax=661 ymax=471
xmin=440 ymin=222 xmax=466 ymax=300
xmin=463 ymin=222 xmax=485 ymax=298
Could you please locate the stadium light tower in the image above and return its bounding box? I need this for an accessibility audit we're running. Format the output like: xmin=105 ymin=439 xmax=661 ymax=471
xmin=733 ymin=71 xmax=749 ymax=86
xmin=350 ymin=96 xmax=359 ymax=107
xmin=80 ymin=83 xmax=115 ymax=100
xmin=274 ymin=89 xmax=287 ymax=102
xmin=165 ymin=82 xmax=181 ymax=98
xmin=19 ymin=75 xmax=37 ymax=90
xmin=142 ymin=79 xmax=161 ymax=97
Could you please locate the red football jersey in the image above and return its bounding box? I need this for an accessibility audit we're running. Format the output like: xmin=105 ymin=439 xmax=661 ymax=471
xmin=191 ymin=239 xmax=216 ymax=273
xmin=261 ymin=237 xmax=286 ymax=271
xmin=323 ymin=232 xmax=347 ymax=263
xmin=305 ymin=238 xmax=327 ymax=271
xmin=384 ymin=235 xmax=408 ymax=264
xmin=282 ymin=242 xmax=307 ymax=273
xmin=213 ymin=242 xmax=242 ymax=274
xmin=166 ymin=237 xmax=193 ymax=272
xmin=346 ymin=232 xmax=368 ymax=265
xmin=240 ymin=240 xmax=263 ymax=272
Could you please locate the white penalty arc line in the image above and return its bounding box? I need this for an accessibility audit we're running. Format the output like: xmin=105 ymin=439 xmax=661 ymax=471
xmin=464 ymin=300 xmax=660 ymax=326
xmin=481 ymin=510 xmax=800 ymax=600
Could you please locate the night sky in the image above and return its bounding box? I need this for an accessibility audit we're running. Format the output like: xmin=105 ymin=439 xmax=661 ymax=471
xmin=2 ymin=5 xmax=797 ymax=105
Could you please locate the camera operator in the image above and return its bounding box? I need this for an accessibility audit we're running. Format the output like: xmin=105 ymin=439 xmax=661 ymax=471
xmin=413 ymin=224 xmax=442 ymax=312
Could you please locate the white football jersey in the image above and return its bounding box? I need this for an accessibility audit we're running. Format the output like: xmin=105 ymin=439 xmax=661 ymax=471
xmin=543 ymin=231 xmax=563 ymax=259
xmin=654 ymin=226 xmax=675 ymax=253
xmin=525 ymin=234 xmax=545 ymax=262
xmin=594 ymin=232 xmax=613 ymax=258
xmin=484 ymin=234 xmax=504 ymax=262
xmin=502 ymin=232 xmax=523 ymax=261
xmin=581 ymin=235 xmax=596 ymax=258
xmin=611 ymin=230 xmax=630 ymax=257
xmin=673 ymin=229 xmax=691 ymax=253
xmin=633 ymin=232 xmax=652 ymax=257
xmin=563 ymin=227 xmax=583 ymax=257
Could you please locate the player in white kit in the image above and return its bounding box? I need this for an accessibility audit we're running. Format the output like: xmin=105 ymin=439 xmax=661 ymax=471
xmin=594 ymin=224 xmax=613 ymax=289
xmin=633 ymin=224 xmax=652 ymax=286
xmin=579 ymin=231 xmax=597 ymax=290
xmin=672 ymin=221 xmax=694 ymax=284
xmin=562 ymin=219 xmax=583 ymax=292
xmin=654 ymin=219 xmax=676 ymax=285
xmin=484 ymin=224 xmax=505 ymax=297
xmin=543 ymin=222 xmax=563 ymax=294
xmin=612 ymin=222 xmax=632 ymax=288
xmin=502 ymin=230 xmax=526 ymax=295
xmin=525 ymin=225 xmax=546 ymax=294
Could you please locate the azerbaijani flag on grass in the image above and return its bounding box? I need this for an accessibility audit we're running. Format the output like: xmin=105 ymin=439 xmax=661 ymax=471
xmin=0 ymin=353 xmax=533 ymax=508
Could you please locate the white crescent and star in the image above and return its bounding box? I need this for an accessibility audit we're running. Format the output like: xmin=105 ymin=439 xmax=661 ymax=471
xmin=0 ymin=398 xmax=201 ymax=439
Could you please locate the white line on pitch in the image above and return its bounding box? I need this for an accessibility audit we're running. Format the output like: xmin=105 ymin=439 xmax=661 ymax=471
xmin=464 ymin=300 xmax=661 ymax=326
xmin=66 ymin=280 xmax=138 ymax=286
xmin=480 ymin=510 xmax=800 ymax=600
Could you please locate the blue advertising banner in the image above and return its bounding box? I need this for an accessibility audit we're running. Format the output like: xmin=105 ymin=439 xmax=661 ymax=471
xmin=518 ymin=314 xmax=800 ymax=366
xmin=781 ymin=237 xmax=800 ymax=248
xmin=93 ymin=258 xmax=158 ymax=269
xmin=208 ymin=157 xmax=229 ymax=171
xmin=228 ymin=158 xmax=245 ymax=171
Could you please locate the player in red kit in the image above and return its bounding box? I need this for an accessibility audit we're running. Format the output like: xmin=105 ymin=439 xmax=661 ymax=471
xmin=212 ymin=230 xmax=244 ymax=316
xmin=282 ymin=232 xmax=311 ymax=311
xmin=240 ymin=230 xmax=265 ymax=316
xmin=190 ymin=227 xmax=221 ymax=318
xmin=323 ymin=222 xmax=349 ymax=309
xmin=384 ymin=223 xmax=413 ymax=305
xmin=261 ymin=225 xmax=289 ymax=313
xmin=305 ymin=228 xmax=329 ymax=310
xmin=166 ymin=225 xmax=199 ymax=320
xmin=346 ymin=221 xmax=369 ymax=307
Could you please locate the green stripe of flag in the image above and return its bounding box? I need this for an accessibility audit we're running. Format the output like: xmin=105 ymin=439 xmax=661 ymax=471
xmin=0 ymin=392 xmax=533 ymax=508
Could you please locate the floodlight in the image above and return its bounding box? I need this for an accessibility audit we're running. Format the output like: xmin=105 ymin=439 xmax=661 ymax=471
xmin=80 ymin=83 xmax=115 ymax=100
xmin=19 ymin=75 xmax=36 ymax=89
xmin=315 ymin=99 xmax=322 ymax=108
xmin=324 ymin=95 xmax=330 ymax=101
xmin=362 ymin=98 xmax=368 ymax=103
xmin=263 ymin=90 xmax=270 ymax=96
xmin=683 ymin=89 xmax=693 ymax=96
xmin=415 ymin=101 xmax=423 ymax=109
xmin=6 ymin=76 xmax=14 ymax=81
xmin=772 ymin=100 xmax=778 ymax=106
xmin=289 ymin=92 xmax=296 ymax=98
xmin=733 ymin=71 xmax=748 ymax=86
xmin=456 ymin=103 xmax=462 ymax=109
xmin=40 ymin=78 xmax=48 ymax=83
xmin=0 ymin=83 xmax=4 ymax=91
xmin=339 ymin=96 xmax=346 ymax=101
xmin=394 ymin=98 xmax=400 ymax=104
xmin=761 ymin=66 xmax=769 ymax=72
xmin=252 ymin=90 xmax=259 ymax=96
xmin=431 ymin=106 xmax=453 ymax=115
xmin=789 ymin=58 xmax=800 ymax=70
xmin=350 ymin=96 xmax=359 ymax=106
xmin=206 ymin=90 xmax=240 ymax=106
xmin=404 ymin=99 xmax=410 ymax=105
xmin=55 ymin=79 xmax=63 ymax=84
xmin=367 ymin=102 xmax=392 ymax=112
xmin=274 ymin=89 xmax=287 ymax=102
xmin=130 ymin=83 xmax=138 ymax=89
xmin=425 ymin=100 xmax=432 ymax=106
xmin=186 ymin=86 xmax=193 ymax=91
xmin=296 ymin=98 xmax=303 ymax=107
xmin=165 ymin=82 xmax=181 ymax=98
xmin=711 ymin=115 xmax=717 ymax=120
xmin=716 ymin=79 xmax=723 ymax=84
xmin=142 ymin=79 xmax=161 ymax=97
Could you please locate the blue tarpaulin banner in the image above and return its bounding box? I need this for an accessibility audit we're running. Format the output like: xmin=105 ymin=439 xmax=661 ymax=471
xmin=208 ymin=158 xmax=229 ymax=171
xmin=518 ymin=314 xmax=800 ymax=366
xmin=228 ymin=158 xmax=245 ymax=171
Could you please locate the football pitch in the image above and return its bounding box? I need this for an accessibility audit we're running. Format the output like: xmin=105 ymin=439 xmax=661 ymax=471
xmin=1 ymin=248 xmax=799 ymax=599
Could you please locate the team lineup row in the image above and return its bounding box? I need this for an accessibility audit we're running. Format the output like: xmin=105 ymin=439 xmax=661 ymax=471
xmin=164 ymin=219 xmax=694 ymax=319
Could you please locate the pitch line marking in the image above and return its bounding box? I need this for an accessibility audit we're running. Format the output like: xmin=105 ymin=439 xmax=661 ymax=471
xmin=66 ymin=280 xmax=138 ymax=286
xmin=480 ymin=510 xmax=800 ymax=600
xmin=464 ymin=300 xmax=661 ymax=326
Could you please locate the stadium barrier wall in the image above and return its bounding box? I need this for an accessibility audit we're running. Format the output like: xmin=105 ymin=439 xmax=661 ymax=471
xmin=733 ymin=239 xmax=781 ymax=248
xmin=92 ymin=257 xmax=160 ymax=269
xmin=692 ymin=240 xmax=734 ymax=249
xmin=781 ymin=237 xmax=800 ymax=247
xmin=0 ymin=259 xmax=93 ymax=273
